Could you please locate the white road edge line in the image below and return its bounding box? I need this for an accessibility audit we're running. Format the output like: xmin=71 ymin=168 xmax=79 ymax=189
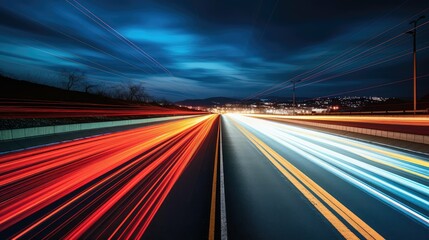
xmin=219 ymin=117 xmax=228 ymax=240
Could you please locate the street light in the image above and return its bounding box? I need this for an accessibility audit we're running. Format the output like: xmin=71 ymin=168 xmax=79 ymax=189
xmin=407 ymin=15 xmax=425 ymax=115
xmin=291 ymin=79 xmax=301 ymax=115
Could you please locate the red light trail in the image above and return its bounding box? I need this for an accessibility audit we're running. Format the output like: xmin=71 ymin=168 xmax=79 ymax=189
xmin=0 ymin=99 xmax=203 ymax=119
xmin=0 ymin=114 xmax=218 ymax=239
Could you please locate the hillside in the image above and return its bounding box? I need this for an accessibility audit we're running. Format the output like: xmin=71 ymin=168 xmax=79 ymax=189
xmin=0 ymin=75 xmax=127 ymax=104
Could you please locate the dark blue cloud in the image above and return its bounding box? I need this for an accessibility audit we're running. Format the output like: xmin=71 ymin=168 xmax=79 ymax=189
xmin=0 ymin=0 xmax=428 ymax=101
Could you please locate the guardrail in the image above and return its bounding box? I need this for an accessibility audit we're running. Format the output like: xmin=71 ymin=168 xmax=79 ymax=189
xmin=267 ymin=118 xmax=429 ymax=145
xmin=0 ymin=115 xmax=196 ymax=141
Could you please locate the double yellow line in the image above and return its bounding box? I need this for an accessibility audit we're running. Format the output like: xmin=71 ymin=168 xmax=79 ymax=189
xmin=232 ymin=120 xmax=384 ymax=240
xmin=209 ymin=119 xmax=220 ymax=240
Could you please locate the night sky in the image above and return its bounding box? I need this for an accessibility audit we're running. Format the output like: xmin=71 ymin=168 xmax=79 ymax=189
xmin=1 ymin=0 xmax=428 ymax=101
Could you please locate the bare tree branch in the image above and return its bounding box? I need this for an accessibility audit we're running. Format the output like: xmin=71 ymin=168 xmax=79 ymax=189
xmin=122 ymin=81 xmax=149 ymax=102
xmin=83 ymin=82 xmax=97 ymax=93
xmin=62 ymin=70 xmax=85 ymax=91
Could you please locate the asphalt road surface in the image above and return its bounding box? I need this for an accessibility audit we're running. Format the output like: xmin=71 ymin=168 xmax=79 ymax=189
xmin=1 ymin=113 xmax=428 ymax=239
xmin=222 ymin=114 xmax=428 ymax=239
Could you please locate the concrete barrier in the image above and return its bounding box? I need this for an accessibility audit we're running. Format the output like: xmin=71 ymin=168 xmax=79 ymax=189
xmin=266 ymin=118 xmax=429 ymax=145
xmin=0 ymin=115 xmax=197 ymax=141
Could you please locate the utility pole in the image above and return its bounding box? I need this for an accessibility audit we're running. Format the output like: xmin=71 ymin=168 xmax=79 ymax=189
xmin=291 ymin=79 xmax=301 ymax=115
xmin=407 ymin=15 xmax=425 ymax=115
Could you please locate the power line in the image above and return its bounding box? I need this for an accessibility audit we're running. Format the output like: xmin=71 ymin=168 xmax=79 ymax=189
xmin=247 ymin=21 xmax=429 ymax=99
xmin=310 ymin=73 xmax=429 ymax=100
xmin=66 ymin=0 xmax=173 ymax=76
xmin=243 ymin=7 xmax=429 ymax=100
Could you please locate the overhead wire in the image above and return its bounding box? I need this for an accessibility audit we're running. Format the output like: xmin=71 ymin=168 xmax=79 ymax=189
xmin=243 ymin=6 xmax=429 ymax=100
xmin=66 ymin=0 xmax=173 ymax=76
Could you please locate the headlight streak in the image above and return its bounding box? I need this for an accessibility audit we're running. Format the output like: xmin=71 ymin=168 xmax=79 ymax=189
xmin=0 ymin=114 xmax=218 ymax=239
xmin=240 ymin=114 xmax=429 ymax=178
xmin=260 ymin=124 xmax=429 ymax=199
xmin=228 ymin=114 xmax=429 ymax=228
xmin=273 ymin=134 xmax=429 ymax=210
xmin=228 ymin=117 xmax=382 ymax=239
xmin=254 ymin=115 xmax=429 ymax=178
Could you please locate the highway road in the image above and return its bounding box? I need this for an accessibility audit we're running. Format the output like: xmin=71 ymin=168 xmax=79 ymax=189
xmin=0 ymin=114 xmax=219 ymax=239
xmin=1 ymin=113 xmax=428 ymax=239
xmin=222 ymin=114 xmax=428 ymax=239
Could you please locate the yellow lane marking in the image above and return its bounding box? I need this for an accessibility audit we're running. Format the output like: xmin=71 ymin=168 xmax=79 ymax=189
xmin=209 ymin=117 xmax=220 ymax=240
xmin=357 ymin=154 xmax=428 ymax=180
xmin=231 ymin=120 xmax=384 ymax=240
xmin=351 ymin=144 xmax=429 ymax=168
